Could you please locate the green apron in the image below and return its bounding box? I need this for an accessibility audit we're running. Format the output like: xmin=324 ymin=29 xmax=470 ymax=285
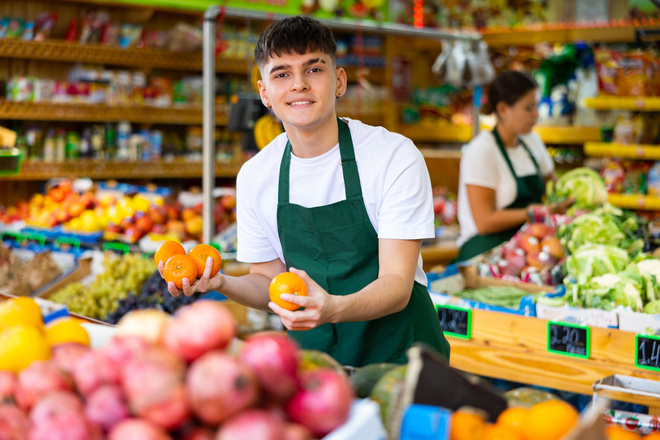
xmin=456 ymin=127 xmax=544 ymax=262
xmin=276 ymin=118 xmax=450 ymax=367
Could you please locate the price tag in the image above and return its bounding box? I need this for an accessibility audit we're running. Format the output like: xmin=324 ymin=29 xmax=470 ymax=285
xmin=435 ymin=304 xmax=471 ymax=340
xmin=547 ymin=321 xmax=590 ymax=359
xmin=102 ymin=242 xmax=130 ymax=255
xmin=635 ymin=334 xmax=660 ymax=372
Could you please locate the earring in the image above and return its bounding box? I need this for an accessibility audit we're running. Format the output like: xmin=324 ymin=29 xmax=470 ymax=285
xmin=336 ymin=94 xmax=342 ymax=100
xmin=265 ymin=102 xmax=271 ymax=108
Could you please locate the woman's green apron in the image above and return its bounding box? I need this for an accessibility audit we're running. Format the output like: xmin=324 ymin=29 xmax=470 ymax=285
xmin=276 ymin=118 xmax=450 ymax=367
xmin=456 ymin=128 xmax=544 ymax=262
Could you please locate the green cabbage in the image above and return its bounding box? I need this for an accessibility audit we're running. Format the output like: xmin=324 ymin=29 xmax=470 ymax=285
xmin=547 ymin=167 xmax=608 ymax=209
xmin=563 ymin=243 xmax=630 ymax=284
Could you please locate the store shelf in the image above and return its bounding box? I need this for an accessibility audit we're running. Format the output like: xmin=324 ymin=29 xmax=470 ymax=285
xmin=3 ymin=159 xmax=242 ymax=180
xmin=482 ymin=24 xmax=659 ymax=47
xmin=421 ymin=241 xmax=459 ymax=272
xmin=449 ymin=308 xmax=658 ymax=395
xmin=0 ymin=38 xmax=249 ymax=73
xmin=402 ymin=124 xmax=599 ymax=145
xmin=584 ymin=96 xmax=660 ymax=111
xmin=585 ymin=142 xmax=660 ymax=160
xmin=607 ymin=193 xmax=660 ymax=211
xmin=0 ymin=101 xmax=228 ymax=125
xmin=534 ymin=126 xmax=600 ymax=144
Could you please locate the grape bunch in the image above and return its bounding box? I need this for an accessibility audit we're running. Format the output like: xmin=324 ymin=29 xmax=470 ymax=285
xmin=104 ymin=270 xmax=199 ymax=324
xmin=50 ymin=252 xmax=156 ymax=320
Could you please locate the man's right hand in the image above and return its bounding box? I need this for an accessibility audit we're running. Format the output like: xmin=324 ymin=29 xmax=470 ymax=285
xmin=158 ymin=257 xmax=224 ymax=297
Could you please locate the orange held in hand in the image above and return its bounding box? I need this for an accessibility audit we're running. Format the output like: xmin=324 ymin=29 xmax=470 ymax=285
xmin=163 ymin=254 xmax=198 ymax=289
xmin=269 ymin=272 xmax=308 ymax=311
xmin=154 ymin=240 xmax=186 ymax=266
xmin=188 ymin=244 xmax=222 ymax=278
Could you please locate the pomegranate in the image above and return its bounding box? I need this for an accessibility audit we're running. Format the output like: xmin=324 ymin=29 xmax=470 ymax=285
xmin=283 ymin=423 xmax=314 ymax=440
xmin=285 ymin=368 xmax=354 ymax=437
xmin=107 ymin=418 xmax=173 ymax=440
xmin=15 ymin=361 xmax=73 ymax=411
xmin=215 ymin=409 xmax=285 ymax=440
xmin=162 ymin=301 xmax=236 ymax=362
xmin=186 ymin=350 xmax=258 ymax=425
xmin=0 ymin=404 xmax=29 ymax=440
xmin=29 ymin=410 xmax=103 ymax=440
xmin=181 ymin=427 xmax=216 ymax=440
xmin=84 ymin=385 xmax=129 ymax=432
xmin=51 ymin=343 xmax=91 ymax=374
xmin=103 ymin=335 xmax=151 ymax=366
xmin=72 ymin=350 xmax=120 ymax=396
xmin=239 ymin=332 xmax=299 ymax=400
xmin=30 ymin=390 xmax=83 ymax=425
xmin=121 ymin=347 xmax=189 ymax=430
xmin=0 ymin=371 xmax=16 ymax=404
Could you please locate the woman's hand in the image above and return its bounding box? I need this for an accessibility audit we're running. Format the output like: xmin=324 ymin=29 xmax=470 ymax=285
xmin=268 ymin=267 xmax=337 ymax=331
xmin=158 ymin=257 xmax=225 ymax=297
xmin=548 ymin=197 xmax=575 ymax=215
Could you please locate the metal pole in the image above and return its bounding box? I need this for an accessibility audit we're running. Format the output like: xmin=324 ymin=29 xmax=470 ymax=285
xmin=202 ymin=6 xmax=220 ymax=245
xmin=472 ymin=85 xmax=482 ymax=140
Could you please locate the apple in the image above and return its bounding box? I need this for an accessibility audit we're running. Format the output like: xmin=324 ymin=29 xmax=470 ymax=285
xmin=147 ymin=207 xmax=167 ymax=225
xmin=68 ymin=202 xmax=86 ymax=219
xmin=135 ymin=215 xmax=155 ymax=234
xmin=106 ymin=223 xmax=123 ymax=234
xmin=49 ymin=188 xmax=65 ymax=203
xmin=124 ymin=226 xmax=144 ymax=243
xmin=502 ymin=247 xmax=527 ymax=273
xmin=182 ymin=208 xmax=198 ymax=222
xmin=220 ymin=195 xmax=236 ymax=211
xmin=518 ymin=234 xmax=540 ymax=254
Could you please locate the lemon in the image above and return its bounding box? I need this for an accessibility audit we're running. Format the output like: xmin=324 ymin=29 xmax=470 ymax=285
xmin=0 ymin=297 xmax=43 ymax=331
xmin=0 ymin=325 xmax=51 ymax=373
xmin=45 ymin=317 xmax=90 ymax=347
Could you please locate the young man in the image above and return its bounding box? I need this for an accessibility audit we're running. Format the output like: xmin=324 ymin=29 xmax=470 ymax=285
xmin=163 ymin=15 xmax=449 ymax=367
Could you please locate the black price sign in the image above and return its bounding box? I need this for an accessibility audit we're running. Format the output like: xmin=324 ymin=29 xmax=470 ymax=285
xmin=0 ymin=150 xmax=21 ymax=175
xmin=435 ymin=304 xmax=471 ymax=340
xmin=547 ymin=321 xmax=590 ymax=359
xmin=636 ymin=334 xmax=660 ymax=372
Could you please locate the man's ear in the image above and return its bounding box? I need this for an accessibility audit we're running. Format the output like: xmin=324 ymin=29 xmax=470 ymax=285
xmin=257 ymin=80 xmax=269 ymax=108
xmin=336 ymin=67 xmax=348 ymax=97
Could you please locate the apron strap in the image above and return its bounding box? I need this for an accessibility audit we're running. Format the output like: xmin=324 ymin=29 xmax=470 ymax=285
xmin=278 ymin=117 xmax=362 ymax=204
xmin=492 ymin=127 xmax=541 ymax=180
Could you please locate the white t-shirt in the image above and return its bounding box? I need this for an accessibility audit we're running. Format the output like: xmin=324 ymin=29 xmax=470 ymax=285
xmin=457 ymin=129 xmax=554 ymax=247
xmin=236 ymin=118 xmax=434 ymax=285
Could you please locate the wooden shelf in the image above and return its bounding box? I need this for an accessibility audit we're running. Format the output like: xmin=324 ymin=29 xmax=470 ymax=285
xmin=0 ymin=38 xmax=248 ymax=73
xmin=421 ymin=242 xmax=459 ymax=272
xmin=585 ymin=142 xmax=660 ymax=160
xmin=402 ymin=123 xmax=599 ymax=145
xmin=585 ymin=96 xmax=660 ymax=112
xmin=0 ymin=101 xmax=228 ymax=125
xmin=607 ymin=194 xmax=660 ymax=211
xmin=482 ymin=24 xmax=658 ymax=47
xmin=449 ymin=308 xmax=657 ymax=395
xmin=3 ymin=159 xmax=242 ymax=180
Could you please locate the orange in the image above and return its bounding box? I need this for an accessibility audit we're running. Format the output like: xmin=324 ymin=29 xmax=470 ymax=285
xmin=0 ymin=297 xmax=43 ymax=331
xmin=0 ymin=325 xmax=51 ymax=373
xmin=154 ymin=240 xmax=186 ymax=266
xmin=269 ymin=272 xmax=308 ymax=311
xmin=163 ymin=254 xmax=198 ymax=289
xmin=188 ymin=244 xmax=222 ymax=278
xmin=605 ymin=426 xmax=641 ymax=440
xmin=522 ymin=399 xmax=578 ymax=440
xmin=449 ymin=410 xmax=486 ymax=440
xmin=496 ymin=407 xmax=529 ymax=436
xmin=642 ymin=433 xmax=660 ymax=439
xmin=45 ymin=317 xmax=90 ymax=347
xmin=481 ymin=424 xmax=524 ymax=440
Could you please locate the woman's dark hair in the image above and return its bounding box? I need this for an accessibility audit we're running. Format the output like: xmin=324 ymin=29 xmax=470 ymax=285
xmin=254 ymin=16 xmax=337 ymax=70
xmin=481 ymin=70 xmax=538 ymax=115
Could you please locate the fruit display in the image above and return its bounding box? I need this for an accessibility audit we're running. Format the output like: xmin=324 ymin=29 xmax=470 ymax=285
xmin=49 ymin=252 xmax=155 ymax=320
xmin=0 ymin=300 xmax=355 ymax=439
xmin=0 ymin=243 xmax=62 ymax=297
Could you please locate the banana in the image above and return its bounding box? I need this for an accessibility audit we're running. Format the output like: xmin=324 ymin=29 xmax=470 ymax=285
xmin=253 ymin=114 xmax=270 ymax=150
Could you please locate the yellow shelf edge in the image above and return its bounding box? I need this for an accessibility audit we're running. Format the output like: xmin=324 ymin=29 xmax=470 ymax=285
xmin=608 ymin=193 xmax=660 ymax=211
xmin=585 ymin=142 xmax=660 ymax=160
xmin=402 ymin=124 xmax=601 ymax=144
xmin=584 ymin=96 xmax=660 ymax=111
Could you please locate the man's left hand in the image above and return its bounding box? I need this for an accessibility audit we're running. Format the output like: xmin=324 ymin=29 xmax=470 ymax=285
xmin=268 ymin=267 xmax=337 ymax=331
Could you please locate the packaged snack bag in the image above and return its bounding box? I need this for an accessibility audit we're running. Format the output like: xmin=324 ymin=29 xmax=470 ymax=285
xmin=617 ymin=50 xmax=648 ymax=97
xmin=594 ymin=47 xmax=619 ymax=95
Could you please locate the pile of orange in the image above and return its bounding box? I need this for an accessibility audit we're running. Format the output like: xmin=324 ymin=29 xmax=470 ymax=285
xmin=450 ymin=399 xmax=578 ymax=440
xmin=269 ymin=272 xmax=308 ymax=311
xmin=155 ymin=241 xmax=222 ymax=289
xmin=606 ymin=426 xmax=660 ymax=439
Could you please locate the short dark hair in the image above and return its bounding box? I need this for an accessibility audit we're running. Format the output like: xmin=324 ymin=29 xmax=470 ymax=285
xmin=482 ymin=70 xmax=538 ymax=115
xmin=254 ymin=16 xmax=337 ymax=70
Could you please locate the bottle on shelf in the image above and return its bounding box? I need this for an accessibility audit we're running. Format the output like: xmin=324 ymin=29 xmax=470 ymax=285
xmin=54 ymin=129 xmax=66 ymax=162
xmin=117 ymin=121 xmax=131 ymax=160
xmin=43 ymin=128 xmax=55 ymax=162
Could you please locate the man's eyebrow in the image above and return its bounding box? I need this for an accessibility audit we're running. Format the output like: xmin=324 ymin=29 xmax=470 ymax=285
xmin=269 ymin=58 xmax=327 ymax=75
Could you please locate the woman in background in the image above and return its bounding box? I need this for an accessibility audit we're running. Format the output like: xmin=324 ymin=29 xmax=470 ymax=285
xmin=456 ymin=70 xmax=570 ymax=261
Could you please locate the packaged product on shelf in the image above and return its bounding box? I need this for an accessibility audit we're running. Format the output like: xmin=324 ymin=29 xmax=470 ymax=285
xmin=118 ymin=23 xmax=142 ymax=49
xmin=613 ymin=112 xmax=644 ymax=145
xmin=3 ymin=17 xmax=25 ymax=39
xmin=618 ymin=49 xmax=649 ymax=97
xmin=6 ymin=76 xmax=35 ymax=102
xmin=622 ymin=161 xmax=650 ymax=195
xmin=600 ymin=159 xmax=626 ymax=193
xmin=167 ymin=22 xmax=203 ymax=53
xmin=647 ymin=161 xmax=660 ymax=197
xmin=594 ymin=47 xmax=619 ymax=95
xmin=21 ymin=21 xmax=33 ymax=41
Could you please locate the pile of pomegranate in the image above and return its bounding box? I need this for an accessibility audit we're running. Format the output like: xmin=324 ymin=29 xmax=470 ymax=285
xmin=0 ymin=301 xmax=355 ymax=440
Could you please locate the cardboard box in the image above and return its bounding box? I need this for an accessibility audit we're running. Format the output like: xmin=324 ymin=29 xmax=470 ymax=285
xmin=535 ymin=289 xmax=619 ymax=329
xmin=34 ymin=257 xmax=92 ymax=300
xmin=617 ymin=310 xmax=660 ymax=334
